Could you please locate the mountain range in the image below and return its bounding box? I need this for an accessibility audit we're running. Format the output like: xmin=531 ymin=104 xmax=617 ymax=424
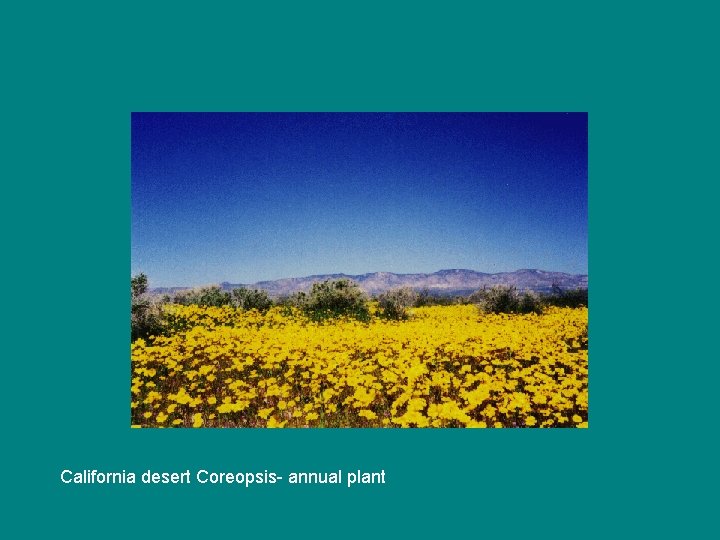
xmin=152 ymin=269 xmax=588 ymax=298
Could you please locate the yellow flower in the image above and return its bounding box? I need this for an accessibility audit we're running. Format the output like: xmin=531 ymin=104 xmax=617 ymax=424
xmin=132 ymin=304 xmax=587 ymax=429
xmin=266 ymin=417 xmax=287 ymax=428
xmin=352 ymin=387 xmax=376 ymax=408
xmin=217 ymin=401 xmax=249 ymax=413
xmin=192 ymin=413 xmax=203 ymax=428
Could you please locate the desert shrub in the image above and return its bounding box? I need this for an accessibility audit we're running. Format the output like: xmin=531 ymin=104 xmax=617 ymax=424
xmin=231 ymin=287 xmax=273 ymax=312
xmin=517 ymin=290 xmax=543 ymax=314
xmin=543 ymin=287 xmax=588 ymax=308
xmin=278 ymin=291 xmax=306 ymax=307
xmin=302 ymin=279 xmax=370 ymax=322
xmin=131 ymin=273 xmax=163 ymax=341
xmin=378 ymin=287 xmax=419 ymax=320
xmin=413 ymin=288 xmax=462 ymax=307
xmin=471 ymin=285 xmax=543 ymax=315
xmin=172 ymin=286 xmax=232 ymax=307
xmin=274 ymin=292 xmax=307 ymax=316
xmin=470 ymin=286 xmax=516 ymax=313
xmin=413 ymin=288 xmax=434 ymax=307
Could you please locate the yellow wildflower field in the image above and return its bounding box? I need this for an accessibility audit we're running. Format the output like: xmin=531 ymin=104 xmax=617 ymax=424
xmin=131 ymin=305 xmax=588 ymax=428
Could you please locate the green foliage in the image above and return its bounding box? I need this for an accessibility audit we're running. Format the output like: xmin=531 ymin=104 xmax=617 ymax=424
xmin=276 ymin=291 xmax=306 ymax=307
xmin=518 ymin=290 xmax=543 ymax=314
xmin=275 ymin=292 xmax=307 ymax=317
xmin=131 ymin=273 xmax=148 ymax=298
xmin=543 ymin=287 xmax=588 ymax=308
xmin=231 ymin=287 xmax=273 ymax=312
xmin=131 ymin=273 xmax=163 ymax=342
xmin=470 ymin=285 xmax=543 ymax=315
xmin=377 ymin=287 xmax=419 ymax=320
xmin=172 ymin=286 xmax=232 ymax=307
xmin=302 ymin=279 xmax=370 ymax=322
xmin=413 ymin=288 xmax=463 ymax=307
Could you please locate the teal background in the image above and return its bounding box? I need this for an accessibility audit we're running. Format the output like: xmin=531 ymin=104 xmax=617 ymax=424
xmin=4 ymin=1 xmax=715 ymax=538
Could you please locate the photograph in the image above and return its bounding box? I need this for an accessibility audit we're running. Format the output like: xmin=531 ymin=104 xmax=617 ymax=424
xmin=131 ymin=112 xmax=588 ymax=428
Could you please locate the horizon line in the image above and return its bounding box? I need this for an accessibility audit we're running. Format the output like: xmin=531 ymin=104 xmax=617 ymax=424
xmin=138 ymin=267 xmax=589 ymax=289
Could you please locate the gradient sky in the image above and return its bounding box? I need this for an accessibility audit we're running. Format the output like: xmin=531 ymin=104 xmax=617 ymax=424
xmin=132 ymin=113 xmax=587 ymax=287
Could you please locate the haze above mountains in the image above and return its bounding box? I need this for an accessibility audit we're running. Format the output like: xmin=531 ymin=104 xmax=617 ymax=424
xmin=152 ymin=269 xmax=588 ymax=298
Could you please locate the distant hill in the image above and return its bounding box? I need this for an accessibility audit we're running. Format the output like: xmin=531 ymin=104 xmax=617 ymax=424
xmin=151 ymin=269 xmax=587 ymax=298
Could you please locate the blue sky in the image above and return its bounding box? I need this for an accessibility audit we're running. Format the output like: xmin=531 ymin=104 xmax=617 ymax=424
xmin=132 ymin=113 xmax=587 ymax=287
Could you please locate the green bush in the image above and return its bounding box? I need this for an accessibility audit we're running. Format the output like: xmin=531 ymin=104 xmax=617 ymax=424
xmin=413 ymin=288 xmax=462 ymax=307
xmin=518 ymin=290 xmax=543 ymax=314
xmin=277 ymin=291 xmax=306 ymax=307
xmin=378 ymin=287 xmax=419 ymax=320
xmin=302 ymin=279 xmax=370 ymax=322
xmin=172 ymin=286 xmax=232 ymax=307
xmin=131 ymin=273 xmax=163 ymax=341
xmin=543 ymin=287 xmax=588 ymax=308
xmin=470 ymin=285 xmax=543 ymax=315
xmin=231 ymin=287 xmax=273 ymax=312
xmin=274 ymin=291 xmax=307 ymax=316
